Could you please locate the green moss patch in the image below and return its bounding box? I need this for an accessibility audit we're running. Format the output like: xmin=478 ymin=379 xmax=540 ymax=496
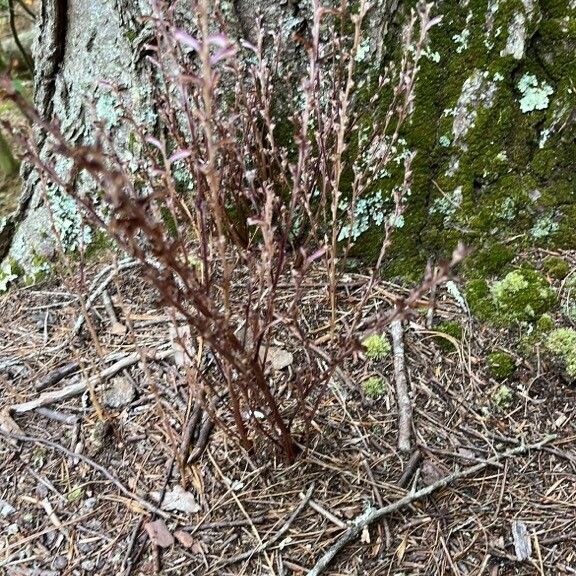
xmin=542 ymin=256 xmax=571 ymax=279
xmin=362 ymin=376 xmax=387 ymax=399
xmin=490 ymin=269 xmax=557 ymax=323
xmin=466 ymin=268 xmax=557 ymax=325
xmin=362 ymin=334 xmax=391 ymax=360
xmin=487 ymin=351 xmax=516 ymax=380
xmin=545 ymin=328 xmax=576 ymax=379
xmin=465 ymin=278 xmax=492 ymax=321
xmin=434 ymin=320 xmax=463 ymax=351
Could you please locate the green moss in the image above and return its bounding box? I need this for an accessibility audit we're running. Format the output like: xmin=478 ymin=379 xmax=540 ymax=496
xmin=160 ymin=206 xmax=178 ymax=239
xmin=487 ymin=351 xmax=516 ymax=381
xmin=84 ymin=229 xmax=114 ymax=260
xmin=536 ymin=313 xmax=555 ymax=332
xmin=362 ymin=334 xmax=391 ymax=360
xmin=465 ymin=279 xmax=493 ymax=320
xmin=545 ymin=328 xmax=576 ymax=379
xmin=434 ymin=320 xmax=463 ymax=351
xmin=467 ymin=243 xmax=515 ymax=277
xmin=362 ymin=376 xmax=387 ymax=398
xmin=0 ymin=258 xmax=19 ymax=291
xmin=465 ymin=268 xmax=557 ymax=325
xmin=23 ymin=254 xmax=51 ymax=286
xmin=542 ymin=256 xmax=570 ymax=279
xmin=490 ymin=268 xmax=556 ymax=323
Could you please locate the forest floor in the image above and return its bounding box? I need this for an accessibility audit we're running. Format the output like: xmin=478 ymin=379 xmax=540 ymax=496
xmin=1 ymin=253 xmax=576 ymax=576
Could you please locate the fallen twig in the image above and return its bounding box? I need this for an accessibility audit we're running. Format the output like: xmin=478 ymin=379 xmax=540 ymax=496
xmin=305 ymin=434 xmax=556 ymax=576
xmin=35 ymin=407 xmax=78 ymax=425
xmin=14 ymin=348 xmax=173 ymax=414
xmin=35 ymin=361 xmax=80 ymax=391
xmin=397 ymin=448 xmax=422 ymax=488
xmin=0 ymin=429 xmax=169 ymax=518
xmin=390 ymin=320 xmax=411 ymax=452
xmin=219 ymin=483 xmax=315 ymax=568
xmin=187 ymin=416 xmax=214 ymax=464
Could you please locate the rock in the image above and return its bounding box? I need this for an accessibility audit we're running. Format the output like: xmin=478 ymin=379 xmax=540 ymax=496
xmin=103 ymin=377 xmax=135 ymax=408
xmin=0 ymin=499 xmax=15 ymax=517
xmin=153 ymin=485 xmax=200 ymax=514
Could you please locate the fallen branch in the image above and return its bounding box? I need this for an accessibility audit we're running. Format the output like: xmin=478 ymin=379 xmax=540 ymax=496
xmin=390 ymin=320 xmax=411 ymax=452
xmin=0 ymin=348 xmax=174 ymax=435
xmin=305 ymin=434 xmax=556 ymax=576
xmin=35 ymin=361 xmax=80 ymax=391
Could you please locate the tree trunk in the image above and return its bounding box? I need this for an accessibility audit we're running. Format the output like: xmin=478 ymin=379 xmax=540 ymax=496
xmin=2 ymin=0 xmax=575 ymax=283
xmin=1 ymin=0 xmax=146 ymax=270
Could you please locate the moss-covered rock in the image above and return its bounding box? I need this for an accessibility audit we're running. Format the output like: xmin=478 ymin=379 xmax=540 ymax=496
xmin=487 ymin=351 xmax=516 ymax=381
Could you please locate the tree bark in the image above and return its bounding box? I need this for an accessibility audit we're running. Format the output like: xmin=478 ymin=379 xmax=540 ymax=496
xmin=1 ymin=0 xmax=146 ymax=269
xmin=9 ymin=0 xmax=571 ymax=285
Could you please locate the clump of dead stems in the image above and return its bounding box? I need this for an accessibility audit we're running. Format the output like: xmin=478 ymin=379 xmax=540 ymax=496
xmin=3 ymin=0 xmax=463 ymax=461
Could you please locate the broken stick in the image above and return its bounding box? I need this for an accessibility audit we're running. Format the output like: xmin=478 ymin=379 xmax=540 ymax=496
xmin=305 ymin=434 xmax=556 ymax=576
xmin=390 ymin=320 xmax=411 ymax=452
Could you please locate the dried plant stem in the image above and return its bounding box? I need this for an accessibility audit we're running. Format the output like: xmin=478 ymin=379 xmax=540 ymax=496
xmin=0 ymin=348 xmax=174 ymax=436
xmin=305 ymin=435 xmax=557 ymax=576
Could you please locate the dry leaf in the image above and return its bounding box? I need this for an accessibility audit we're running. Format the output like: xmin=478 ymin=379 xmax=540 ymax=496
xmin=0 ymin=408 xmax=22 ymax=436
xmin=144 ymin=519 xmax=174 ymax=548
xmin=174 ymin=530 xmax=195 ymax=548
xmin=396 ymin=534 xmax=408 ymax=561
xmin=261 ymin=346 xmax=293 ymax=371
xmin=156 ymin=485 xmax=200 ymax=514
xmin=110 ymin=322 xmax=127 ymax=336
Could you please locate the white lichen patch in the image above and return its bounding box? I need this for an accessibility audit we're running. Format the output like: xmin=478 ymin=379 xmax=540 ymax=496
xmin=338 ymin=193 xmax=386 ymax=241
xmin=531 ymin=214 xmax=559 ymax=239
xmin=452 ymin=11 xmax=473 ymax=53
xmin=501 ymin=12 xmax=527 ymax=59
xmin=0 ymin=260 xmax=18 ymax=292
xmin=517 ymin=73 xmax=554 ymax=113
xmin=430 ymin=186 xmax=463 ymax=220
